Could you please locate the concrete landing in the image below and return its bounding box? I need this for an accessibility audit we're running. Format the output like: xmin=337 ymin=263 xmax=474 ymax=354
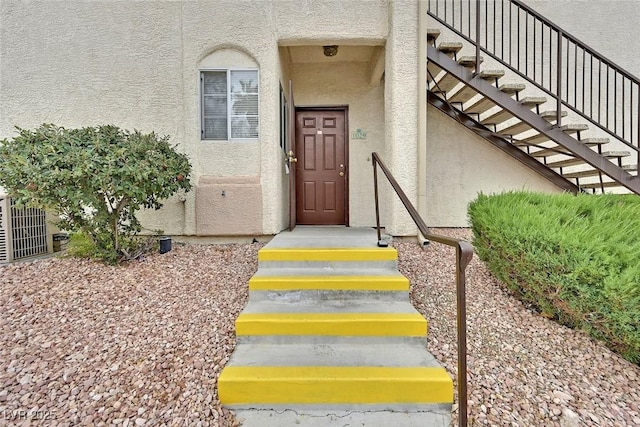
xmin=263 ymin=226 xmax=383 ymax=248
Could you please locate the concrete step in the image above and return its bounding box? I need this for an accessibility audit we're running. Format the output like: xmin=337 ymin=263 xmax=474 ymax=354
xmin=249 ymin=268 xmax=410 ymax=302
xmin=528 ymin=138 xmax=609 ymax=157
xmin=219 ymin=365 xmax=453 ymax=406
xmin=448 ymin=70 xmax=505 ymax=104
xmin=518 ymin=123 xmax=590 ymax=145
xmin=457 ymin=55 xmax=482 ymax=70
xmin=563 ymin=164 xmax=637 ymax=179
xmin=579 ymin=180 xmax=626 ymax=189
xmin=437 ymin=42 xmax=462 ymax=57
xmin=432 ymin=57 xmax=482 ymax=94
xmin=250 ymin=268 xmax=409 ymax=291
xmin=227 ymin=342 xmax=442 ymax=367
xmin=235 ymin=312 xmax=426 ymax=338
xmin=236 ymin=300 xmax=427 ymax=338
xmin=547 ymin=151 xmax=630 ymax=168
xmin=248 ymin=289 xmax=410 ymax=303
xmin=517 ymin=137 xmax=609 ymax=151
xmin=258 ymin=247 xmax=398 ymax=269
xmin=560 ymin=123 xmax=589 ymax=133
xmin=499 ymin=110 xmax=567 ymax=135
xmin=427 ymin=28 xmax=441 ymax=46
xmin=464 ymin=83 xmax=525 ymax=115
xmin=480 ymin=96 xmax=546 ymax=125
xmin=232 ymin=408 xmax=451 ymax=427
xmin=242 ymin=299 xmax=421 ymax=313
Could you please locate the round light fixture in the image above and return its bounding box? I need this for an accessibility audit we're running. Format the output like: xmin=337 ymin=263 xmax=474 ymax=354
xmin=323 ymin=45 xmax=339 ymax=57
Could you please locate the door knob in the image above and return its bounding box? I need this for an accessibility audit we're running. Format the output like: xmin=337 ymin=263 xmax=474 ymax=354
xmin=339 ymin=171 xmax=344 ymax=177
xmin=287 ymin=150 xmax=298 ymax=163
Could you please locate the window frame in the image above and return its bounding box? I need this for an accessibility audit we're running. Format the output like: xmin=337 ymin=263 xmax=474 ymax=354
xmin=200 ymin=68 xmax=260 ymax=141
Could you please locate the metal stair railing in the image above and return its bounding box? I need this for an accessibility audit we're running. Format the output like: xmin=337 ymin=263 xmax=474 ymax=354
xmin=427 ymin=0 xmax=640 ymax=168
xmin=372 ymin=152 xmax=474 ymax=427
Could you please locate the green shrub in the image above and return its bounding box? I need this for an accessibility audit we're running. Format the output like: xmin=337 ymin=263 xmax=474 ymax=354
xmin=65 ymin=232 xmax=99 ymax=259
xmin=65 ymin=231 xmax=160 ymax=262
xmin=469 ymin=191 xmax=640 ymax=364
xmin=0 ymin=124 xmax=192 ymax=263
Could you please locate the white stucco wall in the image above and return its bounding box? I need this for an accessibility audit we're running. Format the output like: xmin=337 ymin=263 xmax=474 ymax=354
xmin=0 ymin=0 xmax=391 ymax=236
xmin=0 ymin=2 xmax=184 ymax=136
xmin=521 ymin=0 xmax=640 ymax=77
xmin=427 ymin=105 xmax=563 ymax=227
xmin=385 ymin=0 xmax=420 ymax=236
xmin=273 ymin=0 xmax=388 ymax=46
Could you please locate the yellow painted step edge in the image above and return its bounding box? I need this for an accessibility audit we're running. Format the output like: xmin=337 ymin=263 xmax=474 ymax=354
xmin=258 ymin=247 xmax=398 ymax=262
xmin=219 ymin=366 xmax=453 ymax=404
xmin=236 ymin=313 xmax=427 ymax=336
xmin=249 ymin=275 xmax=410 ymax=291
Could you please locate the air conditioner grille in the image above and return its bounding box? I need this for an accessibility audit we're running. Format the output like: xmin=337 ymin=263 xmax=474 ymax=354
xmin=0 ymin=197 xmax=7 ymax=262
xmin=10 ymin=199 xmax=48 ymax=260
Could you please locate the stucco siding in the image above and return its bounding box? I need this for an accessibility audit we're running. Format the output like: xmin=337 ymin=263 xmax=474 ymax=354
xmin=521 ymin=0 xmax=640 ymax=76
xmin=0 ymin=1 xmax=184 ymax=137
xmin=274 ymin=0 xmax=388 ymax=46
xmin=195 ymin=176 xmax=263 ymax=235
xmin=384 ymin=0 xmax=420 ymax=236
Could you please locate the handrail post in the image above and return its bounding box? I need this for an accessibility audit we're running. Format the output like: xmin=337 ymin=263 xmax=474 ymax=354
xmin=456 ymin=241 xmax=474 ymax=427
xmin=475 ymin=0 xmax=481 ymax=73
xmin=373 ymin=156 xmax=383 ymax=245
xmin=556 ymin=29 xmax=563 ymax=126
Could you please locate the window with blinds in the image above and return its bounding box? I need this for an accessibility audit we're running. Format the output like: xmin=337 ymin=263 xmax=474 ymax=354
xmin=201 ymin=69 xmax=259 ymax=140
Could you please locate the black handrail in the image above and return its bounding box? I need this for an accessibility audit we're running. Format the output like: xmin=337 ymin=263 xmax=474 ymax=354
xmin=427 ymin=0 xmax=640 ymax=167
xmin=372 ymin=152 xmax=474 ymax=427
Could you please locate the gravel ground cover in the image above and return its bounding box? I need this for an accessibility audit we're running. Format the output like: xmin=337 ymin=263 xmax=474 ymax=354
xmin=0 ymin=244 xmax=259 ymax=427
xmin=0 ymin=231 xmax=639 ymax=426
xmin=402 ymin=229 xmax=640 ymax=427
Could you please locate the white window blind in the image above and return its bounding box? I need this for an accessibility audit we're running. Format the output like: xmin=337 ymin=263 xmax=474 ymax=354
xmin=201 ymin=69 xmax=259 ymax=140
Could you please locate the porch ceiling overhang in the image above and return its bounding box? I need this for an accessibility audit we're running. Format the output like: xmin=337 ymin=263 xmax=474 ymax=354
xmin=281 ymin=44 xmax=385 ymax=85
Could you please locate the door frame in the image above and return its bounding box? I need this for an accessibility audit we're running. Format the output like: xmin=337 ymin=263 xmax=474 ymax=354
xmin=293 ymin=105 xmax=350 ymax=226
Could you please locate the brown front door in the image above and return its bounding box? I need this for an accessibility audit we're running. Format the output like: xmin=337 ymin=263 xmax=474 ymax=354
xmin=295 ymin=109 xmax=347 ymax=225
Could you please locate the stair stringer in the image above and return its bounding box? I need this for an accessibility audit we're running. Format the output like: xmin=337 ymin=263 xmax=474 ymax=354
xmin=427 ymin=45 xmax=640 ymax=195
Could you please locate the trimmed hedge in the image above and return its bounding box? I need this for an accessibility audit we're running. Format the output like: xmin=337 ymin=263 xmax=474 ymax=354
xmin=468 ymin=191 xmax=640 ymax=364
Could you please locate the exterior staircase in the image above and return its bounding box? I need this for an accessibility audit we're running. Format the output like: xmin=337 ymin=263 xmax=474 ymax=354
xmin=218 ymin=226 xmax=453 ymax=426
xmin=426 ymin=1 xmax=640 ymax=195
